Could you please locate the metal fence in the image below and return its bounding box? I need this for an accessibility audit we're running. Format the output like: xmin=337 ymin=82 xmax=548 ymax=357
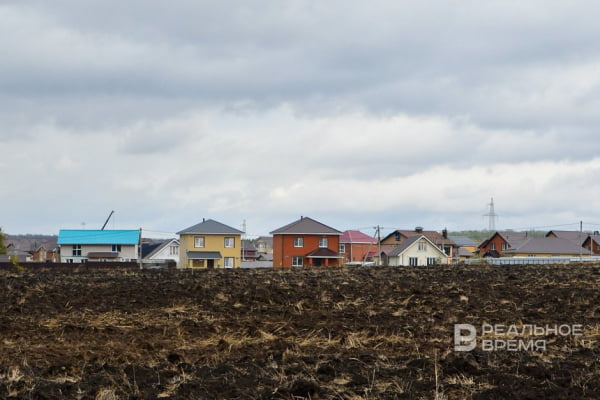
xmin=463 ymin=256 xmax=600 ymax=266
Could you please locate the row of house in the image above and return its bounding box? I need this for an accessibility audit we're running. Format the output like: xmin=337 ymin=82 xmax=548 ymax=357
xmin=478 ymin=230 xmax=600 ymax=257
xmin=46 ymin=216 xmax=600 ymax=268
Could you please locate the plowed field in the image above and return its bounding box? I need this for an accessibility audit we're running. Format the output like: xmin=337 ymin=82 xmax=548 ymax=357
xmin=1 ymin=265 xmax=599 ymax=399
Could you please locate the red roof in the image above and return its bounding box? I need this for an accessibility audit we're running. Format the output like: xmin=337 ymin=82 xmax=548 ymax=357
xmin=340 ymin=230 xmax=376 ymax=244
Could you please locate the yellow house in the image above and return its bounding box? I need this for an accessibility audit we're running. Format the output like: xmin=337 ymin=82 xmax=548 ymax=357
xmin=177 ymin=218 xmax=244 ymax=268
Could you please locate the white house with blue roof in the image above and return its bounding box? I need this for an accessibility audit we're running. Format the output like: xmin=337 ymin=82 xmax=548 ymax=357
xmin=57 ymin=229 xmax=141 ymax=263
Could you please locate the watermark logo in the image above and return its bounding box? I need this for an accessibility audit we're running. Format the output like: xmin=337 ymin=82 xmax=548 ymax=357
xmin=454 ymin=323 xmax=584 ymax=352
xmin=454 ymin=324 xmax=477 ymax=352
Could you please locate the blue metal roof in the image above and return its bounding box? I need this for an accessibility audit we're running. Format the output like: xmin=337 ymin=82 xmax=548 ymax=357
xmin=57 ymin=229 xmax=140 ymax=245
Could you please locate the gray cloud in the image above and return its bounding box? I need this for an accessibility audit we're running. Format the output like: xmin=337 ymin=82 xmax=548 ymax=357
xmin=2 ymin=1 xmax=600 ymax=234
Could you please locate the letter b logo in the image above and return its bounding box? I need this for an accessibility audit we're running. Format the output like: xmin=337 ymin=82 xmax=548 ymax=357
xmin=454 ymin=324 xmax=477 ymax=352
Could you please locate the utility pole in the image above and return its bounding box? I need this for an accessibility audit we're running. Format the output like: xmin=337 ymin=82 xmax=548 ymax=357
xmin=241 ymin=220 xmax=247 ymax=262
xmin=580 ymin=220 xmax=583 ymax=258
xmin=376 ymin=225 xmax=381 ymax=266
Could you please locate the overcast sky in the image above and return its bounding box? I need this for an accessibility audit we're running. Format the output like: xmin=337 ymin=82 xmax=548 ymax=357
xmin=2 ymin=1 xmax=600 ymax=237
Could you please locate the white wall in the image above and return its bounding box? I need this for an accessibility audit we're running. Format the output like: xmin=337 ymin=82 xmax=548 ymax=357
xmin=389 ymin=237 xmax=448 ymax=266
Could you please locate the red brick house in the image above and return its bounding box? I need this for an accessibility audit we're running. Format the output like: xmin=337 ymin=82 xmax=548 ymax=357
xmin=477 ymin=231 xmax=529 ymax=257
xmin=270 ymin=216 xmax=343 ymax=268
xmin=339 ymin=230 xmax=377 ymax=265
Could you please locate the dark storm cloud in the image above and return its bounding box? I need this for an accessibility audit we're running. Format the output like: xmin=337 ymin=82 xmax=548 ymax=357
xmin=3 ymin=0 xmax=600 ymax=136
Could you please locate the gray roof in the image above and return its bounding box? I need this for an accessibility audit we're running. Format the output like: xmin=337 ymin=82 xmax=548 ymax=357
xmin=546 ymin=230 xmax=589 ymax=245
xmin=447 ymin=235 xmax=476 ymax=247
xmin=141 ymin=238 xmax=179 ymax=259
xmin=504 ymin=237 xmax=585 ymax=255
xmin=187 ymin=251 xmax=222 ymax=260
xmin=385 ymin=235 xmax=422 ymax=256
xmin=177 ymin=219 xmax=244 ymax=235
xmin=270 ymin=216 xmax=341 ymax=235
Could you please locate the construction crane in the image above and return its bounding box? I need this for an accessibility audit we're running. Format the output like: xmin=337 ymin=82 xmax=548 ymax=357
xmin=101 ymin=210 xmax=115 ymax=230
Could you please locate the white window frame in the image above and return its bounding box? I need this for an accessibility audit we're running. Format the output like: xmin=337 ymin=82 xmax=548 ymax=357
xmin=224 ymin=257 xmax=234 ymax=268
xmin=292 ymin=256 xmax=303 ymax=267
xmin=427 ymin=257 xmax=437 ymax=266
xmin=294 ymin=237 xmax=304 ymax=248
xmin=224 ymin=237 xmax=235 ymax=248
xmin=339 ymin=243 xmax=346 ymax=253
xmin=409 ymin=257 xmax=418 ymax=267
xmin=418 ymin=242 xmax=427 ymax=252
xmin=72 ymin=244 xmax=81 ymax=256
xmin=194 ymin=237 xmax=205 ymax=248
xmin=319 ymin=237 xmax=328 ymax=248
xmin=112 ymin=244 xmax=122 ymax=252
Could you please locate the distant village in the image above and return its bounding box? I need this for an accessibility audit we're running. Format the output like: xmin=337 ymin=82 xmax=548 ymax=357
xmin=2 ymin=214 xmax=600 ymax=268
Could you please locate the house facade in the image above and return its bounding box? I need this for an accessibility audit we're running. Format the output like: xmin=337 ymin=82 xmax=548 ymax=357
xmin=448 ymin=235 xmax=477 ymax=260
xmin=339 ymin=230 xmax=377 ymax=265
xmin=254 ymin=236 xmax=273 ymax=254
xmin=477 ymin=231 xmax=529 ymax=257
xmin=178 ymin=219 xmax=243 ymax=268
xmin=32 ymin=246 xmax=60 ymax=263
xmin=141 ymin=238 xmax=180 ymax=267
xmin=381 ymin=227 xmax=456 ymax=260
xmin=381 ymin=235 xmax=449 ymax=266
xmin=270 ymin=216 xmax=343 ymax=268
xmin=57 ymin=229 xmax=141 ymax=263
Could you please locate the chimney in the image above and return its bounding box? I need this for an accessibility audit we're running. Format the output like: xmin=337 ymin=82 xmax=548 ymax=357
xmin=300 ymin=215 xmax=304 ymax=220
xmin=442 ymin=228 xmax=448 ymax=239
xmin=203 ymin=218 xmax=205 ymax=222
xmin=415 ymin=226 xmax=423 ymax=234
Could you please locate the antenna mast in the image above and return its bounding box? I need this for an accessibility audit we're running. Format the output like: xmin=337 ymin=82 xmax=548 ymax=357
xmin=483 ymin=198 xmax=498 ymax=231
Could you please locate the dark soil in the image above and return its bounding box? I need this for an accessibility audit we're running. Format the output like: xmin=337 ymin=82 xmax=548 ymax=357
xmin=0 ymin=264 xmax=599 ymax=399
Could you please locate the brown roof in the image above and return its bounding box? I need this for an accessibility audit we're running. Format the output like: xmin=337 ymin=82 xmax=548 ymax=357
xmin=385 ymin=229 xmax=456 ymax=246
xmin=504 ymin=237 xmax=585 ymax=255
xmin=270 ymin=216 xmax=341 ymax=235
xmin=305 ymin=248 xmax=342 ymax=258
xmin=546 ymin=230 xmax=588 ymax=244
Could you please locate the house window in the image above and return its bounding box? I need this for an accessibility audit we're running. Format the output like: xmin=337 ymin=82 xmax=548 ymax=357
xmin=490 ymin=243 xmax=496 ymax=251
xmin=72 ymin=245 xmax=81 ymax=256
xmin=501 ymin=243 xmax=507 ymax=251
xmin=418 ymin=242 xmax=427 ymax=252
xmin=224 ymin=257 xmax=234 ymax=268
xmin=292 ymin=256 xmax=303 ymax=267
xmin=194 ymin=237 xmax=205 ymax=248
xmin=427 ymin=257 xmax=437 ymax=265
xmin=169 ymin=245 xmax=178 ymax=255
xmin=112 ymin=244 xmax=122 ymax=252
xmin=339 ymin=243 xmax=346 ymax=253
xmin=319 ymin=237 xmax=328 ymax=248
xmin=409 ymin=257 xmax=418 ymax=267
xmin=224 ymin=237 xmax=235 ymax=248
xmin=294 ymin=237 xmax=304 ymax=247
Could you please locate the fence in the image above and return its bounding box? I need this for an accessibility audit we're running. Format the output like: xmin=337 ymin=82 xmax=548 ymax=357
xmin=0 ymin=261 xmax=141 ymax=271
xmin=463 ymin=256 xmax=600 ymax=266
